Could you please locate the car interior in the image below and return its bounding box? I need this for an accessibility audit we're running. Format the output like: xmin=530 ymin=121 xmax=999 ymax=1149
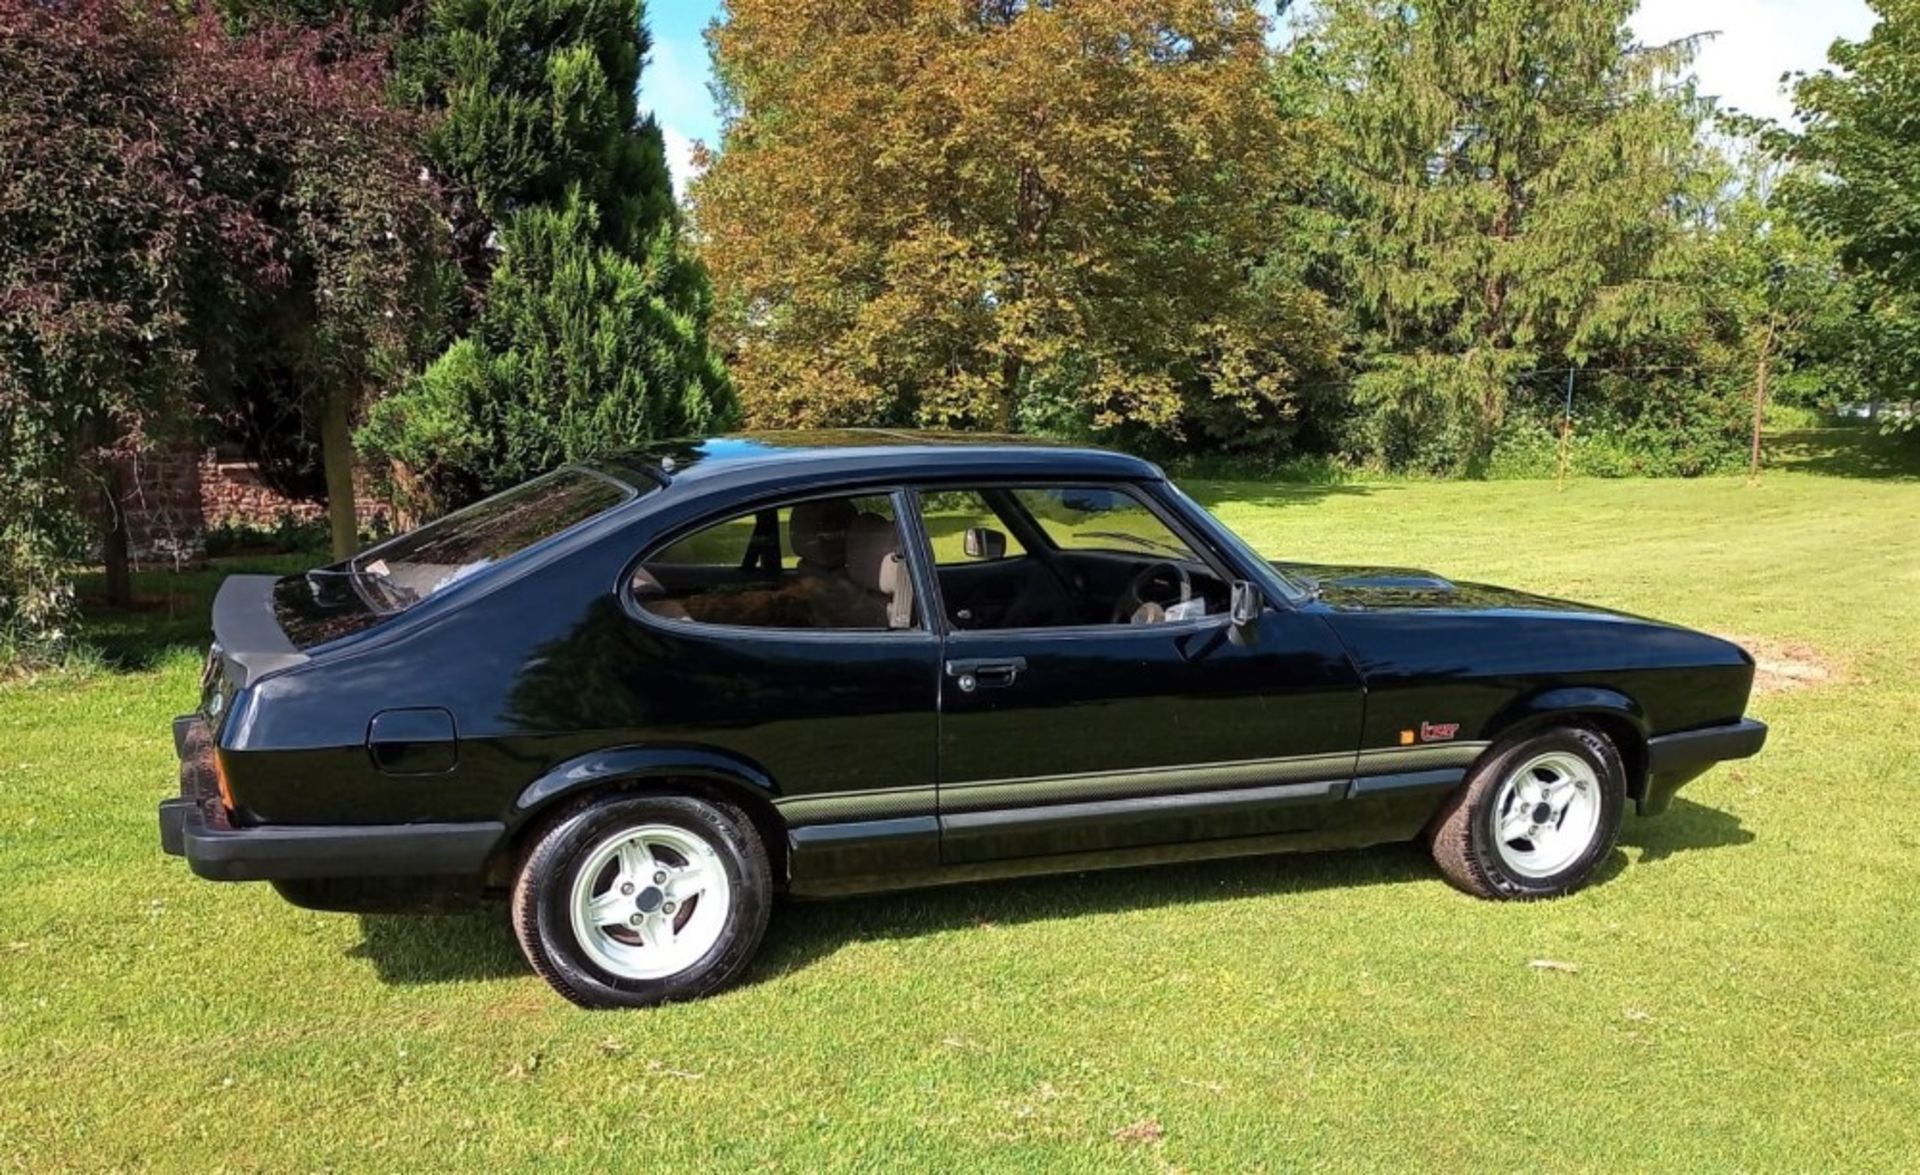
xmin=630 ymin=484 xmax=1230 ymax=632
xmin=924 ymin=487 xmax=1229 ymax=629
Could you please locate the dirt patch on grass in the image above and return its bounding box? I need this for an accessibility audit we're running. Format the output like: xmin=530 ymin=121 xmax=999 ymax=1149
xmin=1721 ymin=634 xmax=1841 ymax=695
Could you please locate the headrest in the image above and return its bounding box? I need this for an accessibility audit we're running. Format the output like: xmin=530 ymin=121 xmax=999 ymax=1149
xmin=845 ymin=512 xmax=914 ymax=628
xmin=844 ymin=513 xmax=897 ymax=593
xmin=788 ymin=497 xmax=855 ymax=570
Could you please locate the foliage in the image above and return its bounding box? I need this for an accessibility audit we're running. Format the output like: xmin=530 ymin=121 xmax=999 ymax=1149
xmin=0 ymin=0 xmax=434 ymax=655
xmin=1788 ymin=1 xmax=1920 ymax=292
xmin=360 ymin=195 xmax=730 ymax=501
xmin=695 ymin=0 xmax=1343 ymax=447
xmin=0 ymin=1 xmax=236 ymax=652
xmin=216 ymin=6 xmax=453 ymax=517
xmin=1290 ymin=0 xmax=1737 ymax=472
xmin=203 ymin=510 xmax=390 ymax=557
xmin=359 ymin=0 xmax=732 ymax=514
xmin=1782 ymin=0 xmax=1920 ymax=431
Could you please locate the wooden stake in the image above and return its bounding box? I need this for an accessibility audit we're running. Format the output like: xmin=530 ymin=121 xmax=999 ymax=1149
xmin=1749 ymin=317 xmax=1775 ymax=486
xmin=1556 ymin=369 xmax=1575 ymax=490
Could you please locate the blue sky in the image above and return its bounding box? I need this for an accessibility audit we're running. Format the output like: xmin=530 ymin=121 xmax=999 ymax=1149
xmin=639 ymin=0 xmax=1880 ymax=194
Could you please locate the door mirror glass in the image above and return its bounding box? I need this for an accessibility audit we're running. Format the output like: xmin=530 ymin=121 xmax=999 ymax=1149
xmin=962 ymin=526 xmax=1008 ymax=561
xmin=1229 ymin=579 xmax=1263 ymax=626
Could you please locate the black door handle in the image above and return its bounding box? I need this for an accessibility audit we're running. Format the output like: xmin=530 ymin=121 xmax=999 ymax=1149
xmin=946 ymin=657 xmax=1027 ymax=691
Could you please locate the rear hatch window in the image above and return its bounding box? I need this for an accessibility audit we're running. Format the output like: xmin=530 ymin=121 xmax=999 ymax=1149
xmin=272 ymin=468 xmax=639 ymax=648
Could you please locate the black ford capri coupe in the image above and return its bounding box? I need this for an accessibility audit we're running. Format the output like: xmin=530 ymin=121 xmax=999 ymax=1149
xmin=160 ymin=431 xmax=1766 ymax=1007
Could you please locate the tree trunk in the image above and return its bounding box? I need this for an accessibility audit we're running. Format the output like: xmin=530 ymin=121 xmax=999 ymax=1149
xmin=996 ymin=351 xmax=1022 ymax=433
xmin=321 ymin=384 xmax=359 ymax=559
xmin=101 ymin=459 xmax=132 ymax=608
xmin=1749 ymin=319 xmax=1775 ymax=485
xmin=387 ymin=459 xmax=423 ymax=533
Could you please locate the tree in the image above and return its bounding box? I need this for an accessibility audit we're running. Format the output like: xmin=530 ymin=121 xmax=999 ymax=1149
xmin=1692 ymin=160 xmax=1866 ymax=479
xmin=0 ymin=1 xmax=440 ymax=649
xmin=358 ymin=0 xmax=731 ymax=515
xmin=693 ymin=0 xmax=1343 ymax=448
xmin=211 ymin=9 xmax=451 ymax=559
xmin=2 ymin=1 xmax=227 ymax=627
xmin=1299 ymin=0 xmax=1721 ymax=472
xmin=1785 ymin=0 xmax=1920 ymax=429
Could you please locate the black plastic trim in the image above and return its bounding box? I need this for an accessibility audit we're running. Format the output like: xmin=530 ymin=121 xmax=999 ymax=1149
xmin=1647 ymin=717 xmax=1767 ymax=773
xmin=787 ymin=816 xmax=941 ymax=885
xmin=1639 ymin=717 xmax=1768 ymax=816
xmin=159 ymin=797 xmax=502 ymax=882
xmin=1347 ymin=767 xmax=1464 ymax=796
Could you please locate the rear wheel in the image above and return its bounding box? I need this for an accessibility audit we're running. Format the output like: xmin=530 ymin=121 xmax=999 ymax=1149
xmin=1429 ymin=725 xmax=1625 ymax=899
xmin=511 ymin=793 xmax=771 ymax=1007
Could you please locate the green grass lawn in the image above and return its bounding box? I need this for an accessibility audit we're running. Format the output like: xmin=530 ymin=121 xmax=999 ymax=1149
xmin=3 ymin=428 xmax=1917 ymax=1169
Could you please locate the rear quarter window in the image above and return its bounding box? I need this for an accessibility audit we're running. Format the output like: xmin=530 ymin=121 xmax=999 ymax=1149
xmin=273 ymin=468 xmax=639 ymax=647
xmin=351 ymin=469 xmax=635 ymax=609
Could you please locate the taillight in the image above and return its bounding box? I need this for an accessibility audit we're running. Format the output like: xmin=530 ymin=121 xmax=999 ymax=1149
xmin=213 ymin=748 xmax=236 ymax=812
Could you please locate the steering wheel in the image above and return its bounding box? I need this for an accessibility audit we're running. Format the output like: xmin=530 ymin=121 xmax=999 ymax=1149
xmin=1112 ymin=561 xmax=1192 ymax=625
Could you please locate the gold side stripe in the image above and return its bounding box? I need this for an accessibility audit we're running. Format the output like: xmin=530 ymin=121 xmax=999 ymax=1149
xmin=774 ymin=786 xmax=937 ymax=824
xmin=938 ymin=753 xmax=1359 ymax=815
xmin=772 ymin=743 xmax=1490 ymax=825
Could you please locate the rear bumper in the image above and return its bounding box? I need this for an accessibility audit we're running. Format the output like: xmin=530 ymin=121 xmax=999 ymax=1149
xmin=161 ymin=710 xmax=501 ymax=882
xmin=1640 ymin=717 xmax=1768 ymax=816
xmin=158 ymin=797 xmax=502 ymax=881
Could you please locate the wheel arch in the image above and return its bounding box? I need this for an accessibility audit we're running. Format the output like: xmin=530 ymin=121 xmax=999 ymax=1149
xmin=1483 ymin=687 xmax=1651 ymax=805
xmin=507 ymin=746 xmax=791 ymax=884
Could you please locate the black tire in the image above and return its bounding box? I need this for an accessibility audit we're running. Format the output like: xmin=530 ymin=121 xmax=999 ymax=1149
xmin=1429 ymin=725 xmax=1626 ymax=900
xmin=510 ymin=793 xmax=772 ymax=1008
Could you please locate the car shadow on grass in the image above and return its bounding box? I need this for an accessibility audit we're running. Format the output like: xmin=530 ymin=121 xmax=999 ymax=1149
xmin=1178 ymin=478 xmax=1382 ymax=514
xmin=348 ymin=909 xmax=526 ymax=985
xmin=1619 ymin=796 xmax=1755 ymax=864
xmin=343 ymin=795 xmax=1752 ymax=990
xmin=746 ymin=798 xmax=1755 ymax=986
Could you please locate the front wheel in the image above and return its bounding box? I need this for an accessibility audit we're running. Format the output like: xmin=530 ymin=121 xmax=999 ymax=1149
xmin=511 ymin=793 xmax=772 ymax=1008
xmin=1429 ymin=725 xmax=1626 ymax=899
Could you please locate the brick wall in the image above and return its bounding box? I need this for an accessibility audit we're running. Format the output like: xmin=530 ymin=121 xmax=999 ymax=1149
xmin=197 ymin=455 xmax=390 ymax=533
xmin=115 ymin=440 xmax=393 ymax=568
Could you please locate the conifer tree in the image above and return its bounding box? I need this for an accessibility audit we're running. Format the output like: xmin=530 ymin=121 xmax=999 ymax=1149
xmin=360 ymin=0 xmax=730 ymax=513
xmin=1302 ymin=0 xmax=1717 ymax=471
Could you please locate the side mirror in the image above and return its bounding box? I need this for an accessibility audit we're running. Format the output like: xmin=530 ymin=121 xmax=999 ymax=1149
xmin=1229 ymin=579 xmax=1263 ymax=627
xmin=962 ymin=527 xmax=1008 ymax=560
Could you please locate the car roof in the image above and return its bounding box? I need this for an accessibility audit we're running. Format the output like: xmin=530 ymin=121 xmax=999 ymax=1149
xmin=587 ymin=429 xmax=1162 ymax=493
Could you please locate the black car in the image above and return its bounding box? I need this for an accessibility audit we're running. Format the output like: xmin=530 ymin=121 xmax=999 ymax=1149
xmin=160 ymin=431 xmax=1766 ymax=1007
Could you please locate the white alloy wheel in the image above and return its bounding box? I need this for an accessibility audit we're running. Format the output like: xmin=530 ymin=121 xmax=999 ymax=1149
xmin=568 ymin=823 xmax=733 ymax=981
xmin=1488 ymin=750 xmax=1604 ymax=879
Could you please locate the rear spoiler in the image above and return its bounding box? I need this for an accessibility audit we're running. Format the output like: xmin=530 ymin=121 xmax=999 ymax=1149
xmin=212 ymin=575 xmax=308 ymax=687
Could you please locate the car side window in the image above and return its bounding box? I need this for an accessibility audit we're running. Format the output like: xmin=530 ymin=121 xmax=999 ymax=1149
xmin=915 ymin=483 xmax=1228 ymax=631
xmin=631 ymin=493 xmax=919 ymax=631
xmin=918 ymin=490 xmax=1028 ymax=565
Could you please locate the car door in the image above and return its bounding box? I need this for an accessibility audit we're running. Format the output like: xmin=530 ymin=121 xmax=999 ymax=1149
xmin=911 ymin=481 xmax=1366 ymax=864
xmin=617 ymin=488 xmax=943 ymax=886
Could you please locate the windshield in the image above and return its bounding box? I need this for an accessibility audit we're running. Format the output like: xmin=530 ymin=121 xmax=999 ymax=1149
xmin=341 ymin=468 xmax=636 ymax=614
xmin=1011 ymin=487 xmax=1203 ymax=562
xmin=1159 ymin=479 xmax=1311 ymax=602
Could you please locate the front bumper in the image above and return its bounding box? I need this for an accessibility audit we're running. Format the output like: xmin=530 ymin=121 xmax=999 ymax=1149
xmin=160 ymin=714 xmax=502 ymax=882
xmin=1640 ymin=717 xmax=1768 ymax=816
